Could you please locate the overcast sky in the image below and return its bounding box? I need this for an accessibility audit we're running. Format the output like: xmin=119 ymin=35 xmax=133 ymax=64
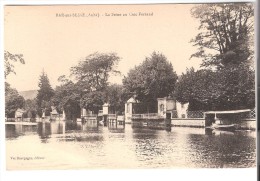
xmin=5 ymin=4 xmax=202 ymax=92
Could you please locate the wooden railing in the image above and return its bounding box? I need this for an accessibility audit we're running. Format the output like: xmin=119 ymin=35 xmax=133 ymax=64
xmin=82 ymin=114 xmax=97 ymax=120
xmin=83 ymin=114 xmax=97 ymax=117
xmin=250 ymin=109 xmax=255 ymax=118
xmin=108 ymin=114 xmax=117 ymax=119
xmin=117 ymin=115 xmax=125 ymax=121
xmin=187 ymin=111 xmax=204 ymax=118
xmin=132 ymin=113 xmax=164 ymax=119
xmin=98 ymin=110 xmax=103 ymax=116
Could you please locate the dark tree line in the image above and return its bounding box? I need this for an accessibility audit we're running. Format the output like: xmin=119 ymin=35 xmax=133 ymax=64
xmin=176 ymin=3 xmax=255 ymax=111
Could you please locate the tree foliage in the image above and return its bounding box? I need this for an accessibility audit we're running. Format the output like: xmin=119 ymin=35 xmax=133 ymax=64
xmin=175 ymin=67 xmax=255 ymax=111
xmin=4 ymin=51 xmax=26 ymax=117
xmin=4 ymin=51 xmax=25 ymax=78
xmin=190 ymin=3 xmax=254 ymax=69
xmin=80 ymin=91 xmax=104 ymax=114
xmin=52 ymin=79 xmax=81 ymax=120
xmin=71 ymin=52 xmax=120 ymax=91
xmin=184 ymin=3 xmax=255 ymax=111
xmin=24 ymin=99 xmax=37 ymax=118
xmin=123 ymin=52 xmax=178 ymax=111
xmin=5 ymin=82 xmax=25 ymax=117
xmin=69 ymin=52 xmax=121 ymax=113
xmin=36 ymin=72 xmax=54 ymax=116
xmin=104 ymin=84 xmax=128 ymax=114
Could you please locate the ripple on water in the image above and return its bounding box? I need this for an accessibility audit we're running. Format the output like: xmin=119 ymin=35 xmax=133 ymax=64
xmin=5 ymin=123 xmax=256 ymax=169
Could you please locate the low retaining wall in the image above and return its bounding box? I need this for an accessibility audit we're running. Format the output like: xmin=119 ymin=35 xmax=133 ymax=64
xmin=132 ymin=118 xmax=171 ymax=130
xmin=171 ymin=118 xmax=205 ymax=127
xmin=233 ymin=119 xmax=256 ymax=130
xmin=171 ymin=118 xmax=256 ymax=130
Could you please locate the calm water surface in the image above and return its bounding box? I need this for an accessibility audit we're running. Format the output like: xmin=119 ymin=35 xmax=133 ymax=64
xmin=5 ymin=121 xmax=256 ymax=169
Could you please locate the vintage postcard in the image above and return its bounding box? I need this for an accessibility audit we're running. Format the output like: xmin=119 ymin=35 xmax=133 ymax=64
xmin=3 ymin=2 xmax=256 ymax=176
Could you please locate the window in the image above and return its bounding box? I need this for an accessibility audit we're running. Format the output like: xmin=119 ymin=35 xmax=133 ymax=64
xmin=160 ymin=104 xmax=164 ymax=112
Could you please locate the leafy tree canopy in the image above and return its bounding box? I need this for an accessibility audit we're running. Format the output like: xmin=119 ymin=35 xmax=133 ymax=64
xmin=5 ymin=82 xmax=25 ymax=118
xmin=190 ymin=3 xmax=254 ymax=69
xmin=104 ymin=84 xmax=129 ymax=114
xmin=4 ymin=51 xmax=25 ymax=78
xmin=53 ymin=79 xmax=81 ymax=120
xmin=80 ymin=91 xmax=104 ymax=114
xmin=36 ymin=71 xmax=54 ymax=116
xmin=175 ymin=66 xmax=255 ymax=111
xmin=123 ymin=52 xmax=178 ymax=105
xmin=24 ymin=99 xmax=37 ymax=118
xmin=71 ymin=52 xmax=121 ymax=91
xmin=69 ymin=52 xmax=121 ymax=113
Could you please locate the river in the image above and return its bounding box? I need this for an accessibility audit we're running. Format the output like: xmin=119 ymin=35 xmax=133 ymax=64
xmin=5 ymin=120 xmax=256 ymax=170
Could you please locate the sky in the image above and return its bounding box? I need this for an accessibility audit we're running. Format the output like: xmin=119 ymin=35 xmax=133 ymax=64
xmin=4 ymin=4 xmax=202 ymax=92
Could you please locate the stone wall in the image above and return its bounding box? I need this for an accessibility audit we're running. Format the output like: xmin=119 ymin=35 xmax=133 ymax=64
xmin=171 ymin=118 xmax=205 ymax=127
xmin=171 ymin=118 xmax=256 ymax=130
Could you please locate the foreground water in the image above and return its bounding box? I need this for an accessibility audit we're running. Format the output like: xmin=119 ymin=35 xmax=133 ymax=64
xmin=5 ymin=121 xmax=256 ymax=170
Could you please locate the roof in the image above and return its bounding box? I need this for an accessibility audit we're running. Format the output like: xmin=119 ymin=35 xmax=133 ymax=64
xmin=51 ymin=109 xmax=59 ymax=115
xmin=16 ymin=108 xmax=25 ymax=113
xmin=204 ymin=109 xmax=251 ymax=114
xmin=157 ymin=97 xmax=175 ymax=101
xmin=127 ymin=97 xmax=139 ymax=103
xmin=103 ymin=103 xmax=109 ymax=106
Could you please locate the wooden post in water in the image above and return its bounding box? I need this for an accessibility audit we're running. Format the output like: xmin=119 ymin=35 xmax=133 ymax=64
xmin=115 ymin=114 xmax=117 ymax=128
xmin=104 ymin=115 xmax=107 ymax=126
xmin=103 ymin=103 xmax=109 ymax=127
xmin=165 ymin=118 xmax=171 ymax=131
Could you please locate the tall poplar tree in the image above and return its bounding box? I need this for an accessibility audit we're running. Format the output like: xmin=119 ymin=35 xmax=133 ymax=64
xmin=36 ymin=71 xmax=54 ymax=116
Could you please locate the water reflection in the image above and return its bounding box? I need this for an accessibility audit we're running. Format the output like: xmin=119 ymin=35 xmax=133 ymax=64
xmin=83 ymin=120 xmax=99 ymax=132
xmin=65 ymin=120 xmax=100 ymax=132
xmin=185 ymin=130 xmax=256 ymax=168
xmin=37 ymin=121 xmax=66 ymax=143
xmin=66 ymin=121 xmax=82 ymax=131
xmin=5 ymin=121 xmax=256 ymax=169
xmin=6 ymin=124 xmax=38 ymax=139
xmin=37 ymin=122 xmax=51 ymax=143
xmin=6 ymin=125 xmax=19 ymax=139
xmin=108 ymin=121 xmax=125 ymax=133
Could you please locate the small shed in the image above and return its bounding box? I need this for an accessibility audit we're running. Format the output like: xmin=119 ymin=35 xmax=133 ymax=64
xmin=157 ymin=97 xmax=176 ymax=118
xmin=103 ymin=103 xmax=109 ymax=115
xmin=176 ymin=101 xmax=189 ymax=118
xmin=50 ymin=107 xmax=59 ymax=120
xmin=15 ymin=108 xmax=26 ymax=121
xmin=124 ymin=97 xmax=140 ymax=123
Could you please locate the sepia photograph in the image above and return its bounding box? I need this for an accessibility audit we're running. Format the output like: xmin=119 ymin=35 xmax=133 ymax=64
xmin=2 ymin=1 xmax=257 ymax=178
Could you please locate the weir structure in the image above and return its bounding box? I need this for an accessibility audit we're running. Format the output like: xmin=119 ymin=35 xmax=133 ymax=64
xmin=131 ymin=113 xmax=171 ymax=131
